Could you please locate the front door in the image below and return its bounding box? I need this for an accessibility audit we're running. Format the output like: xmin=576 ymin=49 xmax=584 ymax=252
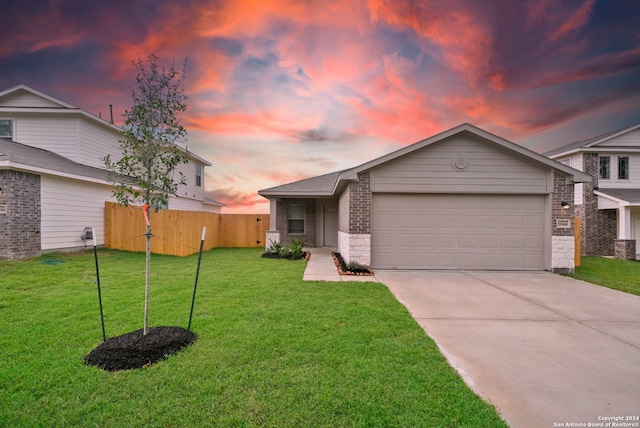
xmin=323 ymin=200 xmax=338 ymax=247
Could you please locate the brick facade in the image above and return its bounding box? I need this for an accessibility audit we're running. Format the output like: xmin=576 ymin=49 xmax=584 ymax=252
xmin=614 ymin=239 xmax=636 ymax=259
xmin=552 ymin=172 xmax=574 ymax=237
xmin=274 ymin=198 xmax=316 ymax=247
xmin=349 ymin=171 xmax=371 ymax=234
xmin=581 ymin=153 xmax=617 ymax=255
xmin=551 ymin=172 xmax=577 ymax=272
xmin=0 ymin=170 xmax=41 ymax=259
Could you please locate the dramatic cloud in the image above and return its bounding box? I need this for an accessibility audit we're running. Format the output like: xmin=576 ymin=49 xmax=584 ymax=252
xmin=2 ymin=0 xmax=639 ymax=212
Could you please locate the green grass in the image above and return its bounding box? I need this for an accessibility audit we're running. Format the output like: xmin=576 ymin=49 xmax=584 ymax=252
xmin=0 ymin=248 xmax=506 ymax=427
xmin=571 ymin=256 xmax=640 ymax=296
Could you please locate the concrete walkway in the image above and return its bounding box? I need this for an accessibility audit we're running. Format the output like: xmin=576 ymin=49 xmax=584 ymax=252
xmin=302 ymin=247 xmax=378 ymax=282
xmin=376 ymin=270 xmax=640 ymax=428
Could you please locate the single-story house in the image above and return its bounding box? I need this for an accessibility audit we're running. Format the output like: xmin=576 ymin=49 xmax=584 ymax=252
xmin=545 ymin=123 xmax=640 ymax=259
xmin=259 ymin=123 xmax=591 ymax=272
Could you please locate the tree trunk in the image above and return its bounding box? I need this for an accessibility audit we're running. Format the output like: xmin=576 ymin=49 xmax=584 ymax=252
xmin=143 ymin=224 xmax=151 ymax=335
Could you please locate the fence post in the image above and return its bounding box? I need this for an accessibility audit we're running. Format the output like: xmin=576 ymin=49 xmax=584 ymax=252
xmin=574 ymin=217 xmax=581 ymax=267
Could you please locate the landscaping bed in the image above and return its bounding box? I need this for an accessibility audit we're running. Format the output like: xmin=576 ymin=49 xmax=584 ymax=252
xmin=261 ymin=238 xmax=310 ymax=260
xmin=261 ymin=251 xmax=310 ymax=261
xmin=332 ymin=252 xmax=374 ymax=276
xmin=84 ymin=326 xmax=196 ymax=371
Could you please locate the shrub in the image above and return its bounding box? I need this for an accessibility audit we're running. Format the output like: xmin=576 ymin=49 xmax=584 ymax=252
xmin=347 ymin=260 xmax=367 ymax=271
xmin=288 ymin=239 xmax=305 ymax=259
xmin=266 ymin=240 xmax=284 ymax=256
xmin=263 ymin=239 xmax=306 ymax=260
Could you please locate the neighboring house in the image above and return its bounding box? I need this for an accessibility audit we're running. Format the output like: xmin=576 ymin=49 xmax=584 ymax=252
xmin=545 ymin=123 xmax=640 ymax=260
xmin=0 ymin=84 xmax=223 ymax=259
xmin=259 ymin=123 xmax=591 ymax=272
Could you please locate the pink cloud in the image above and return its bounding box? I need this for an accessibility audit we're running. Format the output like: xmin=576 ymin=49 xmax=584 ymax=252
xmin=548 ymin=0 xmax=596 ymax=42
xmin=3 ymin=0 xmax=639 ymax=214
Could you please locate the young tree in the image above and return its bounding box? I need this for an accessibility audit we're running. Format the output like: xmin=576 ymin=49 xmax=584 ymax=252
xmin=104 ymin=54 xmax=190 ymax=335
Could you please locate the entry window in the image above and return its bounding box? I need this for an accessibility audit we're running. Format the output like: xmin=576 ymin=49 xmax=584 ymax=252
xmin=195 ymin=164 xmax=202 ymax=187
xmin=599 ymin=156 xmax=610 ymax=179
xmin=618 ymin=156 xmax=629 ymax=180
xmin=288 ymin=203 xmax=305 ymax=234
xmin=0 ymin=119 xmax=13 ymax=138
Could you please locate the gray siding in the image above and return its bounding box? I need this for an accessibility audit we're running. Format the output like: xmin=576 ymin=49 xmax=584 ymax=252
xmin=0 ymin=91 xmax=61 ymax=108
xmin=370 ymin=134 xmax=548 ymax=193
xmin=15 ymin=115 xmax=80 ymax=162
xmin=40 ymin=175 xmax=115 ymax=250
xmin=78 ymin=121 xmax=122 ymax=168
xmin=598 ymin=129 xmax=640 ymax=147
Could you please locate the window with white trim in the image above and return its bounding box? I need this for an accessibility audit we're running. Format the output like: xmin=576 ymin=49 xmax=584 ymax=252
xmin=618 ymin=156 xmax=629 ymax=180
xmin=0 ymin=119 xmax=13 ymax=138
xmin=288 ymin=204 xmax=305 ymax=234
xmin=195 ymin=164 xmax=202 ymax=187
xmin=599 ymin=156 xmax=610 ymax=180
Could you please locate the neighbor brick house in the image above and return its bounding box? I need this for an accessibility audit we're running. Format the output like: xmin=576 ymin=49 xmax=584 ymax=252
xmin=545 ymin=123 xmax=640 ymax=260
xmin=0 ymin=84 xmax=223 ymax=259
xmin=259 ymin=124 xmax=590 ymax=272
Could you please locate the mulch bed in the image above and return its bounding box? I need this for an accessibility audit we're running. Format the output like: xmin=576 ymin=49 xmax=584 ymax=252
xmin=84 ymin=326 xmax=196 ymax=372
xmin=261 ymin=251 xmax=311 ymax=261
xmin=332 ymin=252 xmax=374 ymax=276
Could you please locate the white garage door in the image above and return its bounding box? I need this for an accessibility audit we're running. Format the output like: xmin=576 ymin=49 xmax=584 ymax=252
xmin=371 ymin=194 xmax=546 ymax=270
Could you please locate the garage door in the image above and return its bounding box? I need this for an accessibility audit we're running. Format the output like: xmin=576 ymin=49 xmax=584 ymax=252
xmin=371 ymin=194 xmax=545 ymax=270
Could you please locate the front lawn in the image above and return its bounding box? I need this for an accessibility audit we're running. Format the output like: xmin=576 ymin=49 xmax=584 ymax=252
xmin=0 ymin=248 xmax=506 ymax=427
xmin=572 ymin=256 xmax=640 ymax=296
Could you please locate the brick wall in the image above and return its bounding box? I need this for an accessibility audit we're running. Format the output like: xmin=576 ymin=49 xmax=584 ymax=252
xmin=0 ymin=170 xmax=41 ymax=259
xmin=349 ymin=171 xmax=371 ymax=234
xmin=552 ymin=172 xmax=574 ymax=237
xmin=582 ymin=153 xmax=616 ymax=255
xmin=275 ymin=198 xmax=316 ymax=246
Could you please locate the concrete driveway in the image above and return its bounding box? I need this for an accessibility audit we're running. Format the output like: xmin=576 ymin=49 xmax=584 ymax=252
xmin=375 ymin=271 xmax=640 ymax=428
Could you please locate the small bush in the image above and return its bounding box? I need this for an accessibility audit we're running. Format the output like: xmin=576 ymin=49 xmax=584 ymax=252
xmin=266 ymin=240 xmax=284 ymax=256
xmin=288 ymin=239 xmax=305 ymax=259
xmin=262 ymin=239 xmax=306 ymax=260
xmin=347 ymin=260 xmax=367 ymax=271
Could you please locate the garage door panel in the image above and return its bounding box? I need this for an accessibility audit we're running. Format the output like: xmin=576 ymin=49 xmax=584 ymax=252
xmin=524 ymin=236 xmax=544 ymax=249
xmin=501 ymin=236 xmax=522 ymax=249
xmin=459 ymin=215 xmax=479 ymax=229
xmin=459 ymin=235 xmax=478 ymax=248
xmin=372 ymin=194 xmax=545 ymax=270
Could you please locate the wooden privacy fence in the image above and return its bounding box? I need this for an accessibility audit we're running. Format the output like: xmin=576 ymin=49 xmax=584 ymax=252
xmin=104 ymin=202 xmax=269 ymax=256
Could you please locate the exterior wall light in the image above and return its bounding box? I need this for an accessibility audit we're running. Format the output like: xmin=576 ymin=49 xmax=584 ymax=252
xmin=561 ymin=201 xmax=570 ymax=209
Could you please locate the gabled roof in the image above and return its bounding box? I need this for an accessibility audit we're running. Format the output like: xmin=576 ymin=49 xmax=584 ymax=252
xmin=0 ymin=138 xmax=109 ymax=183
xmin=544 ymin=123 xmax=640 ymax=158
xmin=259 ymin=123 xmax=591 ymax=198
xmin=0 ymin=84 xmax=212 ymax=167
xmin=0 ymin=84 xmax=76 ymax=108
xmin=258 ymin=171 xmax=342 ymax=197
xmin=0 ymin=84 xmax=122 ymax=132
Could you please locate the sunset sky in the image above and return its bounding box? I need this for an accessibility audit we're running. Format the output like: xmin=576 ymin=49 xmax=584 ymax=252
xmin=2 ymin=0 xmax=640 ymax=213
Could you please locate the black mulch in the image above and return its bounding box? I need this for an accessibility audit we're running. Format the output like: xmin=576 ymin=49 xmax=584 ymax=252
xmin=261 ymin=251 xmax=310 ymax=261
xmin=332 ymin=252 xmax=374 ymax=276
xmin=84 ymin=326 xmax=196 ymax=372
